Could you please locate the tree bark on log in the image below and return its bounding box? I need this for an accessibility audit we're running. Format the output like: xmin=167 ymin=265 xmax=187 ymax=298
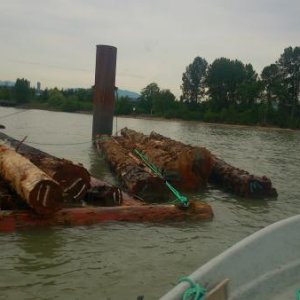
xmin=120 ymin=128 xmax=277 ymax=198
xmin=0 ymin=144 xmax=63 ymax=215
xmin=210 ymin=157 xmax=277 ymax=197
xmin=120 ymin=128 xmax=213 ymax=191
xmin=96 ymin=136 xmax=170 ymax=202
xmin=0 ymin=201 xmax=213 ymax=232
xmin=0 ymin=132 xmax=90 ymax=201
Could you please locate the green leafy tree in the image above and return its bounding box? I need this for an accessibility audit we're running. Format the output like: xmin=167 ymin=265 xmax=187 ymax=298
xmin=206 ymin=58 xmax=248 ymax=110
xmin=0 ymin=87 xmax=12 ymax=101
xmin=48 ymin=88 xmax=66 ymax=108
xmin=261 ymin=63 xmax=287 ymax=113
xmin=277 ymin=46 xmax=300 ymax=119
xmin=115 ymin=96 xmax=133 ymax=115
xmin=236 ymin=64 xmax=262 ymax=107
xmin=137 ymin=82 xmax=160 ymax=114
xmin=14 ymin=78 xmax=31 ymax=103
xmin=153 ymin=89 xmax=176 ymax=115
xmin=181 ymin=56 xmax=208 ymax=103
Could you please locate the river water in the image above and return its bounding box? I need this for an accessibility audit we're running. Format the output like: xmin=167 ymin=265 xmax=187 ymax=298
xmin=0 ymin=108 xmax=299 ymax=300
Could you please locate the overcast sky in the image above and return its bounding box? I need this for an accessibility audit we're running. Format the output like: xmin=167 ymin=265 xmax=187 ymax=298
xmin=0 ymin=0 xmax=299 ymax=96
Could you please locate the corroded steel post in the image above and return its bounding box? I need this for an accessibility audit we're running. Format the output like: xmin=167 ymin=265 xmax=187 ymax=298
xmin=92 ymin=45 xmax=117 ymax=138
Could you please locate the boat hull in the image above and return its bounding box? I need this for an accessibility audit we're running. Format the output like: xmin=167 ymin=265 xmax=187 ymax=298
xmin=160 ymin=215 xmax=300 ymax=300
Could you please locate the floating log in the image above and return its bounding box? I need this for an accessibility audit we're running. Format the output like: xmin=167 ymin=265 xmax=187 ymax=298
xmin=96 ymin=136 xmax=170 ymax=202
xmin=0 ymin=132 xmax=91 ymax=202
xmin=120 ymin=128 xmax=213 ymax=191
xmin=210 ymin=157 xmax=277 ymax=197
xmin=0 ymin=200 xmax=213 ymax=232
xmin=120 ymin=128 xmax=277 ymax=198
xmin=0 ymin=144 xmax=63 ymax=215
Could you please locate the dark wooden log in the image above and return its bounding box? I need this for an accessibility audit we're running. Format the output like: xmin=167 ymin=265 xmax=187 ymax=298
xmin=121 ymin=128 xmax=277 ymax=198
xmin=210 ymin=157 xmax=277 ymax=197
xmin=120 ymin=128 xmax=213 ymax=191
xmin=0 ymin=201 xmax=213 ymax=232
xmin=0 ymin=132 xmax=91 ymax=201
xmin=0 ymin=144 xmax=63 ymax=215
xmin=89 ymin=177 xmax=144 ymax=206
xmin=95 ymin=136 xmax=170 ymax=202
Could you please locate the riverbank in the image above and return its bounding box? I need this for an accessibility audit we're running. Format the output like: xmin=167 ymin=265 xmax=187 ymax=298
xmin=13 ymin=103 xmax=299 ymax=132
xmin=116 ymin=114 xmax=299 ymax=132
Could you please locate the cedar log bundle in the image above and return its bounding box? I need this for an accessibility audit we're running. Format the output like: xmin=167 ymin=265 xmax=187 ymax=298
xmin=0 ymin=144 xmax=63 ymax=215
xmin=95 ymin=136 xmax=170 ymax=202
xmin=120 ymin=128 xmax=213 ymax=191
xmin=0 ymin=132 xmax=90 ymax=202
xmin=98 ymin=128 xmax=276 ymax=198
xmin=137 ymin=129 xmax=277 ymax=197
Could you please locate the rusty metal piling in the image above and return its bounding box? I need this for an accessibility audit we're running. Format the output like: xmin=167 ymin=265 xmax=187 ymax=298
xmin=92 ymin=45 xmax=117 ymax=138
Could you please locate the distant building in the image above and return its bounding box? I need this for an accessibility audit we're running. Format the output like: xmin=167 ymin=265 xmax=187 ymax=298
xmin=36 ymin=82 xmax=41 ymax=96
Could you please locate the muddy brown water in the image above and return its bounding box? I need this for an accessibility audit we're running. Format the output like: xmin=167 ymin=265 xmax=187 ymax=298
xmin=0 ymin=108 xmax=299 ymax=300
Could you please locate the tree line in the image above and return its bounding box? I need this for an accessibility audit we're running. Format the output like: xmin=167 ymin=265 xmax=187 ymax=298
xmin=118 ymin=46 xmax=299 ymax=128
xmin=0 ymin=80 xmax=93 ymax=112
xmin=0 ymin=46 xmax=299 ymax=128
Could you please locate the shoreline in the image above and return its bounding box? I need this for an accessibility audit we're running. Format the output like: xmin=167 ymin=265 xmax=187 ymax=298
xmin=115 ymin=114 xmax=298 ymax=132
xmin=12 ymin=104 xmax=299 ymax=132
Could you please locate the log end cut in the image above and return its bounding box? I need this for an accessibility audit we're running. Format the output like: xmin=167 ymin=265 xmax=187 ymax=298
xmin=29 ymin=180 xmax=63 ymax=215
xmin=51 ymin=162 xmax=91 ymax=202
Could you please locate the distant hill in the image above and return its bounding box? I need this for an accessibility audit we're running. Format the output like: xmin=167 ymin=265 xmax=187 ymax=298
xmin=0 ymin=81 xmax=140 ymax=100
xmin=117 ymin=89 xmax=139 ymax=99
xmin=0 ymin=80 xmax=15 ymax=87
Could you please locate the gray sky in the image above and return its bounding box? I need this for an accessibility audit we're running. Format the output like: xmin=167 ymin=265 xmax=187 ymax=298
xmin=0 ymin=0 xmax=299 ymax=97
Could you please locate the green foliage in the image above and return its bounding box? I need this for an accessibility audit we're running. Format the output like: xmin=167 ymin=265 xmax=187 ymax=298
xmin=14 ymin=78 xmax=31 ymax=103
xmin=206 ymin=58 xmax=251 ymax=110
xmin=137 ymin=82 xmax=160 ymax=114
xmin=0 ymin=87 xmax=12 ymax=101
xmin=181 ymin=56 xmax=208 ymax=103
xmin=136 ymin=83 xmax=178 ymax=117
xmin=115 ymin=96 xmax=134 ymax=115
xmin=48 ymin=88 xmax=66 ymax=108
xmin=153 ymin=89 xmax=176 ymax=116
xmin=277 ymin=46 xmax=300 ymax=119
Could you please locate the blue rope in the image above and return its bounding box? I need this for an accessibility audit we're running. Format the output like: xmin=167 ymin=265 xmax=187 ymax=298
xmin=179 ymin=277 xmax=206 ymax=300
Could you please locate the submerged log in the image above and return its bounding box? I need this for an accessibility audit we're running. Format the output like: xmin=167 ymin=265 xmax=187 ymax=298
xmin=96 ymin=136 xmax=170 ymax=202
xmin=0 ymin=201 xmax=213 ymax=232
xmin=210 ymin=157 xmax=277 ymax=197
xmin=120 ymin=128 xmax=213 ymax=191
xmin=0 ymin=132 xmax=90 ymax=201
xmin=0 ymin=144 xmax=63 ymax=215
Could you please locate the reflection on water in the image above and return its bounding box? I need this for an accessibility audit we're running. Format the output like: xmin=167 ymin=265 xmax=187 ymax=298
xmin=0 ymin=108 xmax=300 ymax=299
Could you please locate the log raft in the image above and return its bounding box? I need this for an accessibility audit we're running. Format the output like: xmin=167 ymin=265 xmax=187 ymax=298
xmin=97 ymin=128 xmax=277 ymax=198
xmin=120 ymin=128 xmax=213 ymax=191
xmin=95 ymin=136 xmax=170 ymax=202
xmin=0 ymin=132 xmax=91 ymax=202
xmin=0 ymin=176 xmax=213 ymax=232
xmin=0 ymin=134 xmax=214 ymax=232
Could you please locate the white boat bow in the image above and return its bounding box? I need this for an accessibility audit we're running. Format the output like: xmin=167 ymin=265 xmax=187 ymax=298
xmin=160 ymin=215 xmax=300 ymax=300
